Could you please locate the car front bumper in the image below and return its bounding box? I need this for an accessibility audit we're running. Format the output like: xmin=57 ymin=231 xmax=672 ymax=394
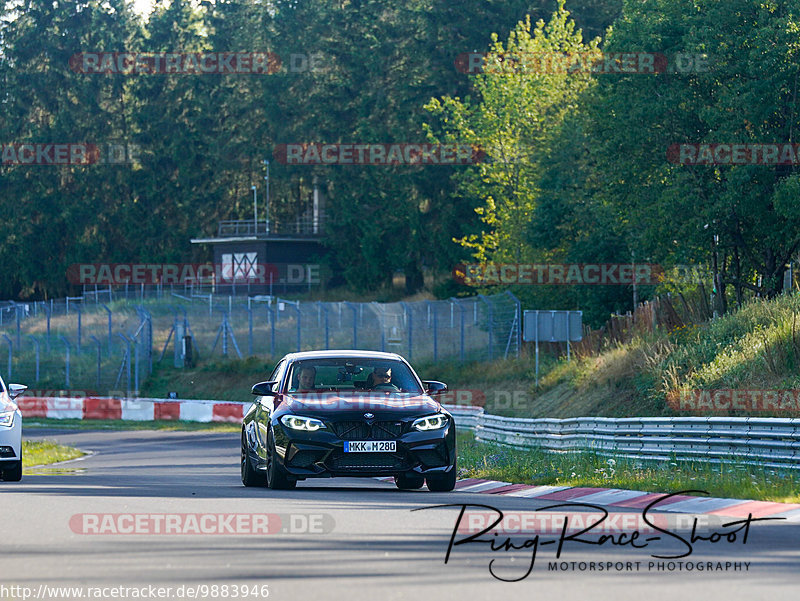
xmin=270 ymin=420 xmax=456 ymax=478
xmin=0 ymin=410 xmax=22 ymax=465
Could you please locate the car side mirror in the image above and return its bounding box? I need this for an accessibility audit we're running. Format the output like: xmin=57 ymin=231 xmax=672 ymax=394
xmin=422 ymin=380 xmax=447 ymax=395
xmin=8 ymin=383 xmax=27 ymax=400
xmin=251 ymin=381 xmax=278 ymax=397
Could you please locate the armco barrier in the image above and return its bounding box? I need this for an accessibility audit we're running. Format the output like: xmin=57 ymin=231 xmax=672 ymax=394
xmin=16 ymin=397 xmax=800 ymax=468
xmin=17 ymin=396 xmax=248 ymax=423
xmin=443 ymin=404 xmax=800 ymax=470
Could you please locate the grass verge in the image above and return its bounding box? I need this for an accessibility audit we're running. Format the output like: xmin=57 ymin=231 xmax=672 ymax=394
xmin=457 ymin=432 xmax=800 ymax=503
xmin=23 ymin=440 xmax=85 ymax=467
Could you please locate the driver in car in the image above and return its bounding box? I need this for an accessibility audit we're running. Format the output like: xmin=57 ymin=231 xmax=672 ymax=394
xmin=296 ymin=366 xmax=317 ymax=391
xmin=366 ymin=367 xmax=399 ymax=390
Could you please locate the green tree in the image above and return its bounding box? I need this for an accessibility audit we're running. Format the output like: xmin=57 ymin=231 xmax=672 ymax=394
xmin=425 ymin=1 xmax=600 ymax=264
xmin=587 ymin=0 xmax=800 ymax=309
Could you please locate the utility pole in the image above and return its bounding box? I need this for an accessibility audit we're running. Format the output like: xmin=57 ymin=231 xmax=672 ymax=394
xmin=251 ymin=185 xmax=257 ymax=232
xmin=263 ymin=160 xmax=270 ymax=235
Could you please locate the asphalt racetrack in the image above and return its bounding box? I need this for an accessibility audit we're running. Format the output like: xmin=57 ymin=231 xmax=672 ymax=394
xmin=2 ymin=429 xmax=798 ymax=601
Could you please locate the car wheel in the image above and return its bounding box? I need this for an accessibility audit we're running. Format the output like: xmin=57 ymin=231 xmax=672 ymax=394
xmin=426 ymin=460 xmax=456 ymax=492
xmin=241 ymin=431 xmax=266 ymax=487
xmin=266 ymin=431 xmax=296 ymax=490
xmin=2 ymin=446 xmax=22 ymax=482
xmin=394 ymin=474 xmax=425 ymax=490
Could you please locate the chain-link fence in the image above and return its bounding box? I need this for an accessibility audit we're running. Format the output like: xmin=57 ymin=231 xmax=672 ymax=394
xmin=0 ymin=290 xmax=520 ymax=396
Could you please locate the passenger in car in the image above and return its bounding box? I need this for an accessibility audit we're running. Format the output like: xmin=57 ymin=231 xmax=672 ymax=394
xmin=366 ymin=367 xmax=393 ymax=389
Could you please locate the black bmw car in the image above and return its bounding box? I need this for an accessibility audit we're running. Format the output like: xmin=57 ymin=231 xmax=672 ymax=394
xmin=241 ymin=350 xmax=456 ymax=491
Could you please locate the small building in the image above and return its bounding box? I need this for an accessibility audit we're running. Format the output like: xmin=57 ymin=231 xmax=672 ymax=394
xmin=190 ymin=191 xmax=326 ymax=295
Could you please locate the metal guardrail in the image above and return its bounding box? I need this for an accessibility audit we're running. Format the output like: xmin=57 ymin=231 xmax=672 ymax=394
xmin=217 ymin=218 xmax=324 ymax=237
xmin=443 ymin=405 xmax=800 ymax=470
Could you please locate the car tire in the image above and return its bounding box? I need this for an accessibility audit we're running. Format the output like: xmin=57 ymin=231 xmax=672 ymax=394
xmin=2 ymin=447 xmax=22 ymax=482
xmin=394 ymin=474 xmax=425 ymax=490
xmin=426 ymin=461 xmax=456 ymax=492
xmin=241 ymin=432 xmax=266 ymax=487
xmin=266 ymin=431 xmax=296 ymax=490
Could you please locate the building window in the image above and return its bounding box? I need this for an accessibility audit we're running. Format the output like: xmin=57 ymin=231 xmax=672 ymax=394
xmin=221 ymin=252 xmax=258 ymax=281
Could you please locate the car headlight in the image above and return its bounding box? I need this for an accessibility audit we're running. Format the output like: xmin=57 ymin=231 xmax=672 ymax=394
xmin=412 ymin=414 xmax=448 ymax=431
xmin=0 ymin=410 xmax=15 ymax=428
xmin=280 ymin=415 xmax=326 ymax=431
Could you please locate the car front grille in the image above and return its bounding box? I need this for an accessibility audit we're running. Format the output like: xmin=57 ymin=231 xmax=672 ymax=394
xmin=330 ymin=420 xmax=403 ymax=440
xmin=327 ymin=451 xmax=409 ymax=471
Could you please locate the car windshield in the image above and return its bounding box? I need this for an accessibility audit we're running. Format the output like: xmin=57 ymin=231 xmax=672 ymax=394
xmin=285 ymin=358 xmax=423 ymax=394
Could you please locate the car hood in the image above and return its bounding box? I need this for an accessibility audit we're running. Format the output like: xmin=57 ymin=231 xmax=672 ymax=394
xmin=281 ymin=392 xmax=442 ymax=417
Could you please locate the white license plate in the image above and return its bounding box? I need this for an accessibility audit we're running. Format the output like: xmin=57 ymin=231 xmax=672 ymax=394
xmin=344 ymin=441 xmax=396 ymax=453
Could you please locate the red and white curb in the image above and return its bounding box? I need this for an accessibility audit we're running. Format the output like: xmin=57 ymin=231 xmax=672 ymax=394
xmin=17 ymin=396 xmax=246 ymax=423
xmin=378 ymin=477 xmax=800 ymax=522
xmin=16 ymin=396 xmax=800 ymax=521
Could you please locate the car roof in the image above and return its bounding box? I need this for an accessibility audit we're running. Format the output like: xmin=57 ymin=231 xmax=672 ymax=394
xmin=282 ymin=350 xmax=407 ymax=362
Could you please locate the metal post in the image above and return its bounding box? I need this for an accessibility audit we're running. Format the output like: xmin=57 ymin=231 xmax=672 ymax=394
xmin=478 ymin=294 xmax=493 ymax=360
xmin=400 ymin=302 xmax=412 ymax=360
xmin=427 ymin=301 xmax=438 ymax=361
xmin=248 ymin=307 xmax=253 ymax=356
xmin=101 ymin=304 xmax=112 ymax=355
xmin=323 ymin=305 xmax=329 ymax=350
xmin=267 ymin=305 xmax=275 ymax=356
xmin=134 ymin=336 xmax=140 ymax=394
xmin=90 ymin=335 xmax=102 ymax=388
xmin=1 ymin=335 xmax=12 ymax=380
xmin=506 ymin=290 xmax=522 ymax=358
xmin=251 ymin=185 xmax=257 ymax=230
xmin=451 ymin=299 xmax=466 ymax=361
xmin=28 ymin=336 xmax=39 ymax=382
xmin=294 ymin=303 xmax=301 ymax=352
xmin=535 ymin=311 xmax=540 ymax=388
xmin=45 ymin=304 xmax=51 ymax=351
xmin=119 ymin=333 xmax=132 ymax=396
xmin=345 ymin=302 xmax=358 ymax=348
xmin=263 ymin=160 xmax=271 ymax=235
xmin=76 ymin=304 xmax=82 ymax=352
xmin=59 ymin=335 xmax=71 ymax=389
xmin=222 ymin=313 xmax=228 ymax=356
xmin=145 ymin=310 xmax=153 ymax=375
xmin=15 ymin=304 xmax=21 ymax=348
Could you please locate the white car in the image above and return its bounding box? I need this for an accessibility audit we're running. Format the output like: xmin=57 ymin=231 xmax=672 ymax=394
xmin=0 ymin=375 xmax=26 ymax=482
